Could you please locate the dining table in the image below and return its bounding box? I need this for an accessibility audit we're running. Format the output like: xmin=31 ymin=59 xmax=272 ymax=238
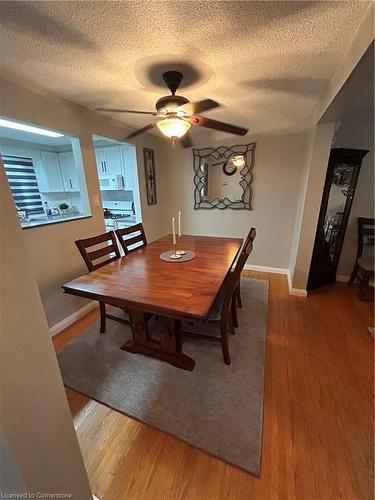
xmin=62 ymin=234 xmax=243 ymax=371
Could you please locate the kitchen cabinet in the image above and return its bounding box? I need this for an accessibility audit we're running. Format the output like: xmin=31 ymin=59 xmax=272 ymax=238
xmin=95 ymin=146 xmax=125 ymax=178
xmin=37 ymin=152 xmax=64 ymax=192
xmin=95 ymin=148 xmax=106 ymax=176
xmin=59 ymin=151 xmax=79 ymax=191
xmin=120 ymin=145 xmax=134 ymax=190
xmin=103 ymin=147 xmax=123 ymax=175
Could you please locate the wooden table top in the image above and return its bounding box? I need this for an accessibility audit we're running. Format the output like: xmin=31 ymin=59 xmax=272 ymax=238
xmin=63 ymin=234 xmax=243 ymax=319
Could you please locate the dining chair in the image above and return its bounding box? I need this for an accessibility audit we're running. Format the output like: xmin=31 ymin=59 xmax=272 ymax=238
xmin=75 ymin=230 xmax=130 ymax=333
xmin=234 ymin=227 xmax=255 ymax=309
xmin=115 ymin=223 xmax=147 ymax=255
xmin=179 ymin=228 xmax=256 ymax=365
xmin=348 ymin=217 xmax=374 ymax=300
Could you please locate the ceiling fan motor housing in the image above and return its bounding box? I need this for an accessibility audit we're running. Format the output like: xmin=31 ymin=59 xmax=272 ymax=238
xmin=162 ymin=71 xmax=183 ymax=94
xmin=155 ymin=94 xmax=190 ymax=113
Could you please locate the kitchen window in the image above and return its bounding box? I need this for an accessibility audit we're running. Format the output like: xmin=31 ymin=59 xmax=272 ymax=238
xmin=0 ymin=117 xmax=91 ymax=228
xmin=3 ymin=154 xmax=44 ymax=217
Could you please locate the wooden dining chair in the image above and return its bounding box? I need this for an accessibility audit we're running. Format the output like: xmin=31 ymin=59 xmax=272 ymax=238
xmin=180 ymin=228 xmax=256 ymax=365
xmin=115 ymin=223 xmax=147 ymax=255
xmin=234 ymin=227 xmax=255 ymax=309
xmin=348 ymin=217 xmax=374 ymax=300
xmin=75 ymin=231 xmax=130 ymax=333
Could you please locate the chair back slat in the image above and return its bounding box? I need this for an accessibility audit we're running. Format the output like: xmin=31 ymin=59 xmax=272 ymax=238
xmin=87 ymin=243 xmax=117 ymax=262
xmin=75 ymin=230 xmax=120 ymax=271
xmin=221 ymin=227 xmax=256 ymax=316
xmin=115 ymin=223 xmax=147 ymax=254
xmin=124 ymin=234 xmax=145 ymax=247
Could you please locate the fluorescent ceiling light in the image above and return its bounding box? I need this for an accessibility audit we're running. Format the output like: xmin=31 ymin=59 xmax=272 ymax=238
xmin=0 ymin=118 xmax=64 ymax=138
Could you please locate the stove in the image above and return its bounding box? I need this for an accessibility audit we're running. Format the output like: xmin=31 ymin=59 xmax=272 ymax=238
xmin=104 ymin=213 xmax=131 ymax=220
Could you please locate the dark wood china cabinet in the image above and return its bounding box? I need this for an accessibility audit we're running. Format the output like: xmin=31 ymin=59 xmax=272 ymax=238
xmin=308 ymin=148 xmax=369 ymax=290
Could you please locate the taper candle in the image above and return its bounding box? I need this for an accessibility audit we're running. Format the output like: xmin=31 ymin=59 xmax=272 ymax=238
xmin=172 ymin=217 xmax=176 ymax=245
xmin=178 ymin=210 xmax=181 ymax=237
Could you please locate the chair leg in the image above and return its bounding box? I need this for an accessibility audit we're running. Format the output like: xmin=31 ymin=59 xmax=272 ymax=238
xmin=231 ymin=299 xmax=238 ymax=330
xmin=99 ymin=302 xmax=106 ymax=334
xmin=236 ymin=283 xmax=242 ymax=308
xmin=348 ymin=262 xmax=359 ymax=285
xmin=359 ymin=270 xmax=371 ymax=300
xmin=220 ymin=321 xmax=231 ymax=365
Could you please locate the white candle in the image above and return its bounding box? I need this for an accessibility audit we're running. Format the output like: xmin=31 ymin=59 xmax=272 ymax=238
xmin=172 ymin=217 xmax=176 ymax=245
xmin=178 ymin=210 xmax=181 ymax=237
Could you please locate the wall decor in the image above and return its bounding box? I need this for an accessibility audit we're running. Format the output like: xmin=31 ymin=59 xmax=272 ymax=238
xmin=143 ymin=148 xmax=157 ymax=205
xmin=193 ymin=143 xmax=255 ymax=210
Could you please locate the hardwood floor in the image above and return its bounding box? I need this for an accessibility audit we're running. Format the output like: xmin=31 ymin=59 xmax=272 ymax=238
xmin=53 ymin=272 xmax=374 ymax=500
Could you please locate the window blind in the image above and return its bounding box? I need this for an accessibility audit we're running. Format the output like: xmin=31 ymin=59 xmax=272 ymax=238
xmin=2 ymin=154 xmax=44 ymax=215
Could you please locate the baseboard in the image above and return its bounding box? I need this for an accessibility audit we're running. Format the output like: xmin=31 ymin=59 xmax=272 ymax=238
xmin=287 ymin=270 xmax=308 ymax=297
xmin=244 ymin=264 xmax=307 ymax=296
xmin=49 ymin=301 xmax=98 ymax=337
xmin=244 ymin=264 xmax=289 ymax=275
xmin=289 ymin=288 xmax=308 ymax=297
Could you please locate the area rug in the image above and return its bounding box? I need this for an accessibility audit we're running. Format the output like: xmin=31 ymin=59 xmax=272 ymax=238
xmin=57 ymin=277 xmax=269 ymax=476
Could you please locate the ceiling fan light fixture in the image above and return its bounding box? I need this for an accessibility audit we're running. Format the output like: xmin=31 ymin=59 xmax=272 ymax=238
xmin=156 ymin=117 xmax=191 ymax=139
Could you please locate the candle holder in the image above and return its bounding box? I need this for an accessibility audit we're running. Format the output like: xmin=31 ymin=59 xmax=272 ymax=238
xmin=169 ymin=242 xmax=182 ymax=260
xmin=176 ymin=235 xmax=186 ymax=256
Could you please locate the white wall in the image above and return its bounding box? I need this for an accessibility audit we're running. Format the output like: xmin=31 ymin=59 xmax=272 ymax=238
xmin=0 ymin=76 xmax=168 ymax=329
xmin=0 ymin=162 xmax=92 ymax=498
xmin=335 ymin=110 xmax=374 ymax=277
xmin=163 ymin=132 xmax=309 ymax=270
xmin=290 ymin=122 xmax=336 ymax=291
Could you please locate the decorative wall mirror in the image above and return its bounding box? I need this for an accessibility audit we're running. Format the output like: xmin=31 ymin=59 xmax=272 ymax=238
xmin=193 ymin=143 xmax=255 ymax=210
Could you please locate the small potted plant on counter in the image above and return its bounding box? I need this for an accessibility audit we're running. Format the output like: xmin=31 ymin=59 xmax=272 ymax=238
xmin=59 ymin=203 xmax=69 ymax=216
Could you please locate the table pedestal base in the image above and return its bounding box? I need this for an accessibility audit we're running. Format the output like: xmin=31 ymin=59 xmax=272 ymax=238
xmin=121 ymin=310 xmax=195 ymax=371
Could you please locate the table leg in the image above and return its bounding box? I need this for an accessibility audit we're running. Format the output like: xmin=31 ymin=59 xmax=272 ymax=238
xmin=121 ymin=310 xmax=195 ymax=371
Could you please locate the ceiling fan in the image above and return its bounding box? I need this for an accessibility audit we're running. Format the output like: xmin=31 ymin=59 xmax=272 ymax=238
xmin=95 ymin=71 xmax=248 ymax=147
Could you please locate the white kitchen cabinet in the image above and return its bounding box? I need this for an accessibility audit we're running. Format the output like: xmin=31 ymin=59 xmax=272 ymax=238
xmin=120 ymin=145 xmax=134 ymax=190
xmin=59 ymin=151 xmax=79 ymax=191
xmin=96 ymin=146 xmax=123 ymax=176
xmin=95 ymin=148 xmax=106 ymax=176
xmin=37 ymin=152 xmax=64 ymax=192
xmin=103 ymin=147 xmax=123 ymax=175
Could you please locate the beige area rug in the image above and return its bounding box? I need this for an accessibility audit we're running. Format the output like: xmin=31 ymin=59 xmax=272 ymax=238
xmin=57 ymin=278 xmax=269 ymax=476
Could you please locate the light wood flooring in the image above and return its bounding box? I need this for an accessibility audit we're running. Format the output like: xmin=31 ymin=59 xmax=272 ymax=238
xmin=53 ymin=272 xmax=374 ymax=500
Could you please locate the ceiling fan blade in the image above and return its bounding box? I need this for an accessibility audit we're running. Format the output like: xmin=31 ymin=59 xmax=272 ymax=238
xmin=125 ymin=123 xmax=154 ymax=140
xmin=180 ymin=134 xmax=193 ymax=148
xmin=179 ymin=99 xmax=220 ymax=116
xmin=95 ymin=108 xmax=157 ymax=115
xmin=191 ymin=115 xmax=248 ymax=136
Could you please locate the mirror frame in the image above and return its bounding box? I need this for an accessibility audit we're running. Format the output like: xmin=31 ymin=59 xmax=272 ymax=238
xmin=193 ymin=143 xmax=255 ymax=210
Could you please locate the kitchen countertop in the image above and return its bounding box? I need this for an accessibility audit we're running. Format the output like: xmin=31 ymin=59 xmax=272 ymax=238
xmin=21 ymin=213 xmax=91 ymax=229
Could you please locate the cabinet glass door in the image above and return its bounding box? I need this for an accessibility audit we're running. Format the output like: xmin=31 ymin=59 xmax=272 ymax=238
xmin=324 ymin=163 xmax=355 ymax=265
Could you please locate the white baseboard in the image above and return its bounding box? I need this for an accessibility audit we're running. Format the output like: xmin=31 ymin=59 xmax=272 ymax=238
xmin=244 ymin=264 xmax=289 ymax=275
xmin=49 ymin=301 xmax=97 ymax=337
xmin=287 ymin=270 xmax=308 ymax=297
xmin=244 ymin=265 xmax=308 ymax=297
xmin=289 ymin=288 xmax=308 ymax=297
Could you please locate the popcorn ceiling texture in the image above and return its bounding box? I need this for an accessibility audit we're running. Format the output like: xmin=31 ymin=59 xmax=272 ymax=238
xmin=0 ymin=1 xmax=370 ymax=135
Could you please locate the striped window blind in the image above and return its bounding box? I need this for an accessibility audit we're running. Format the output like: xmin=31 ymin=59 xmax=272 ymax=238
xmin=2 ymin=154 xmax=44 ymax=215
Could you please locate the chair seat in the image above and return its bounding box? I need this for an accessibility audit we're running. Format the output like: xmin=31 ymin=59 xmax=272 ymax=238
xmin=358 ymin=256 xmax=374 ymax=272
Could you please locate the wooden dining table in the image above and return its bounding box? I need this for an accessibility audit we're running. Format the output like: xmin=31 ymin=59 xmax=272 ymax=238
xmin=62 ymin=234 xmax=243 ymax=370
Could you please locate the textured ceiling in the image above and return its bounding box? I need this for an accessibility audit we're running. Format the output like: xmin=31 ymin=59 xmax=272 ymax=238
xmin=0 ymin=1 xmax=370 ymax=138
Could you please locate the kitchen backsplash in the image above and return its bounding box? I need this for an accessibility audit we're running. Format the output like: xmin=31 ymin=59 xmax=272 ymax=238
xmin=101 ymin=189 xmax=134 ymax=202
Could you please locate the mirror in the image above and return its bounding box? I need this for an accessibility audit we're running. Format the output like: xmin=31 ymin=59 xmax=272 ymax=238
xmin=193 ymin=143 xmax=255 ymax=210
